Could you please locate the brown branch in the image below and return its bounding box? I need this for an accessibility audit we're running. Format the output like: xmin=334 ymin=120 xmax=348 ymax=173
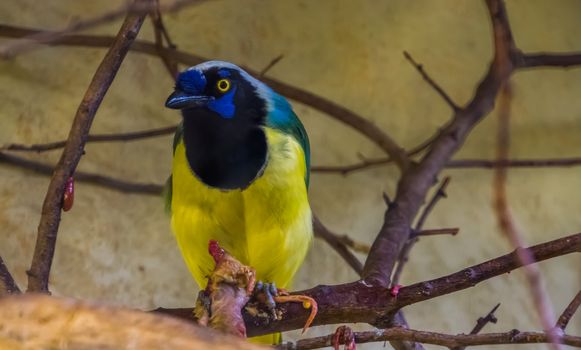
xmin=0 ymin=0 xmax=205 ymax=58
xmin=392 ymin=177 xmax=451 ymax=286
xmin=313 ymin=157 xmax=581 ymax=175
xmin=0 ymin=256 xmax=20 ymax=296
xmin=403 ymin=51 xmax=460 ymax=111
xmin=0 ymin=25 xmax=410 ymax=171
xmin=0 ymin=152 xmax=164 ymax=194
xmin=154 ymin=232 xmax=581 ymax=336
xmin=556 ymin=290 xmax=581 ymax=331
xmin=451 ymin=303 xmax=500 ymax=350
xmin=26 ymin=1 xmax=148 ymax=293
xmin=0 ymin=125 xmax=176 ymax=153
xmin=313 ymin=216 xmax=363 ymax=276
xmin=518 ymin=52 xmax=581 ymax=69
xmin=259 ymin=54 xmax=284 ymax=76
xmin=277 ymin=328 xmax=581 ymax=350
xmin=150 ymin=0 xmax=179 ymax=79
xmin=493 ymin=82 xmax=560 ymax=348
xmin=414 ymin=227 xmax=459 ymax=237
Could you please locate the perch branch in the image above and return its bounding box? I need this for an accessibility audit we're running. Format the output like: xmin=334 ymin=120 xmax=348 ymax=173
xmin=403 ymin=51 xmax=460 ymax=111
xmin=556 ymin=290 xmax=581 ymax=331
xmin=0 ymin=256 xmax=20 ymax=295
xmin=154 ymin=232 xmax=581 ymax=335
xmin=493 ymin=83 xmax=560 ymax=349
xmin=0 ymin=126 xmax=176 ymax=153
xmin=26 ymin=1 xmax=148 ymax=293
xmin=277 ymin=328 xmax=581 ymax=350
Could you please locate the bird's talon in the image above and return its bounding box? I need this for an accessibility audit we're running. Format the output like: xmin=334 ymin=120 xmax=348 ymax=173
xmin=273 ymin=294 xmax=318 ymax=333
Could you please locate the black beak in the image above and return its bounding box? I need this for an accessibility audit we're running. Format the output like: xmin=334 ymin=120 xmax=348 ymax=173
xmin=165 ymin=90 xmax=211 ymax=109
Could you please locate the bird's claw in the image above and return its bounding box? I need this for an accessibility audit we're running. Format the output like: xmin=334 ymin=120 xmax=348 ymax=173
xmin=332 ymin=325 xmax=356 ymax=350
xmin=254 ymin=281 xmax=279 ymax=316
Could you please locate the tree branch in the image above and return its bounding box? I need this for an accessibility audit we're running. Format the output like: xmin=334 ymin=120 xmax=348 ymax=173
xmin=517 ymin=52 xmax=581 ymax=69
xmin=403 ymin=51 xmax=460 ymax=111
xmin=0 ymin=256 xmax=20 ymax=296
xmin=277 ymin=328 xmax=581 ymax=350
xmin=26 ymin=0 xmax=148 ymax=293
xmin=0 ymin=24 xmax=410 ymax=171
xmin=556 ymin=290 xmax=581 ymax=331
xmin=154 ymin=232 xmax=581 ymax=336
xmin=451 ymin=303 xmax=500 ymax=350
xmin=0 ymin=126 xmax=176 ymax=153
xmin=313 ymin=216 xmax=363 ymax=276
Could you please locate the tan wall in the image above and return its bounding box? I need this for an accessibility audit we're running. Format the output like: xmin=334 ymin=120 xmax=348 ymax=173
xmin=1 ymin=1 xmax=580 ymax=349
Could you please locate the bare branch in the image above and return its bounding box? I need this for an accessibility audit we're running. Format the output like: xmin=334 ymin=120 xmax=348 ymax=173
xmin=26 ymin=1 xmax=148 ymax=293
xmin=414 ymin=227 xmax=459 ymax=237
xmin=0 ymin=256 xmax=20 ymax=296
xmin=451 ymin=303 xmax=500 ymax=350
xmin=313 ymin=216 xmax=363 ymax=276
xmin=0 ymin=126 xmax=176 ymax=153
xmin=493 ymin=82 xmax=560 ymax=348
xmin=556 ymin=290 xmax=581 ymax=331
xmin=403 ymin=51 xmax=460 ymax=111
xmin=518 ymin=52 xmax=581 ymax=69
xmin=259 ymin=54 xmax=284 ymax=76
xmin=0 ymin=152 xmax=163 ymax=194
xmin=150 ymin=0 xmax=179 ymax=79
xmin=154 ymin=232 xmax=581 ymax=336
xmin=277 ymin=328 xmax=581 ymax=350
xmin=0 ymin=0 xmax=206 ymax=58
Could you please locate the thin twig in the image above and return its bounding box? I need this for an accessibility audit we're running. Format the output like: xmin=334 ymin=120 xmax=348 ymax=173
xmin=150 ymin=0 xmax=179 ymax=79
xmin=259 ymin=54 xmax=284 ymax=76
xmin=403 ymin=51 xmax=460 ymax=111
xmin=493 ymin=82 xmax=560 ymax=349
xmin=414 ymin=227 xmax=459 ymax=237
xmin=276 ymin=328 xmax=581 ymax=350
xmin=391 ymin=177 xmax=451 ymax=286
xmin=556 ymin=290 xmax=581 ymax=331
xmin=26 ymin=0 xmax=148 ymax=293
xmin=0 ymin=152 xmax=163 ymax=194
xmin=313 ymin=157 xmax=581 ymax=174
xmin=313 ymin=215 xmax=363 ymax=276
xmin=0 ymin=256 xmax=20 ymax=295
xmin=451 ymin=303 xmax=501 ymax=350
xmin=0 ymin=126 xmax=176 ymax=153
xmin=0 ymin=0 xmax=205 ymax=58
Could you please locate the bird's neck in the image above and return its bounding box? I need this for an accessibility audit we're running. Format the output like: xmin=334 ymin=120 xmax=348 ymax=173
xmin=181 ymin=109 xmax=267 ymax=190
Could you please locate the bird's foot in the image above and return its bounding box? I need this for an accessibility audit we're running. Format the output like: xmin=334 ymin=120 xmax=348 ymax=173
xmin=273 ymin=293 xmax=317 ymax=333
xmin=332 ymin=325 xmax=356 ymax=350
xmin=253 ymin=281 xmax=279 ymax=316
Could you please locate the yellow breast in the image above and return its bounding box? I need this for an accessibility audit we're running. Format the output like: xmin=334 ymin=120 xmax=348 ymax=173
xmin=171 ymin=127 xmax=312 ymax=288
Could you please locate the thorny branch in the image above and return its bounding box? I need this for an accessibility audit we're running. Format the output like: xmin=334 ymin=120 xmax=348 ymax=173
xmin=26 ymin=0 xmax=148 ymax=293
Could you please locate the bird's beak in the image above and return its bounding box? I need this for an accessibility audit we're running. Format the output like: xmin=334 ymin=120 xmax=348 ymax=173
xmin=165 ymin=90 xmax=211 ymax=109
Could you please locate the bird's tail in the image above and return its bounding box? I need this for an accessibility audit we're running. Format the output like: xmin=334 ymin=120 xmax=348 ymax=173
xmin=249 ymin=332 xmax=282 ymax=345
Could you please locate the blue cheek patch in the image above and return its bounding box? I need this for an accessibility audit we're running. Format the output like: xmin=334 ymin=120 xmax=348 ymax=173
xmin=208 ymin=87 xmax=237 ymax=118
xmin=178 ymin=70 xmax=206 ymax=94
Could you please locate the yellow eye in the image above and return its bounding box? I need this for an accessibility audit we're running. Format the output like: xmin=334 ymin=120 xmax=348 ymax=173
xmin=216 ymin=79 xmax=230 ymax=93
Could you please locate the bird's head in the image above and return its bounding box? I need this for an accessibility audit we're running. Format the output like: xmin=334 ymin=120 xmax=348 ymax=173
xmin=165 ymin=61 xmax=269 ymax=121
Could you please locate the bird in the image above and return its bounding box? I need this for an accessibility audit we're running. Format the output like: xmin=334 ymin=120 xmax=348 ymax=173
xmin=164 ymin=61 xmax=312 ymax=344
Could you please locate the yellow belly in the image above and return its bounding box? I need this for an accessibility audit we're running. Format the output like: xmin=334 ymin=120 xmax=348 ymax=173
xmin=171 ymin=127 xmax=312 ymax=289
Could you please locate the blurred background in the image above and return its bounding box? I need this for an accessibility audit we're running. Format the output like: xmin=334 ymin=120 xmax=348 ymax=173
xmin=0 ymin=1 xmax=580 ymax=349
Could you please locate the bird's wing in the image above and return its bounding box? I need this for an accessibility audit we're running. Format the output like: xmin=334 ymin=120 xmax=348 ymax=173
xmin=164 ymin=122 xmax=184 ymax=213
xmin=265 ymin=94 xmax=311 ymax=188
